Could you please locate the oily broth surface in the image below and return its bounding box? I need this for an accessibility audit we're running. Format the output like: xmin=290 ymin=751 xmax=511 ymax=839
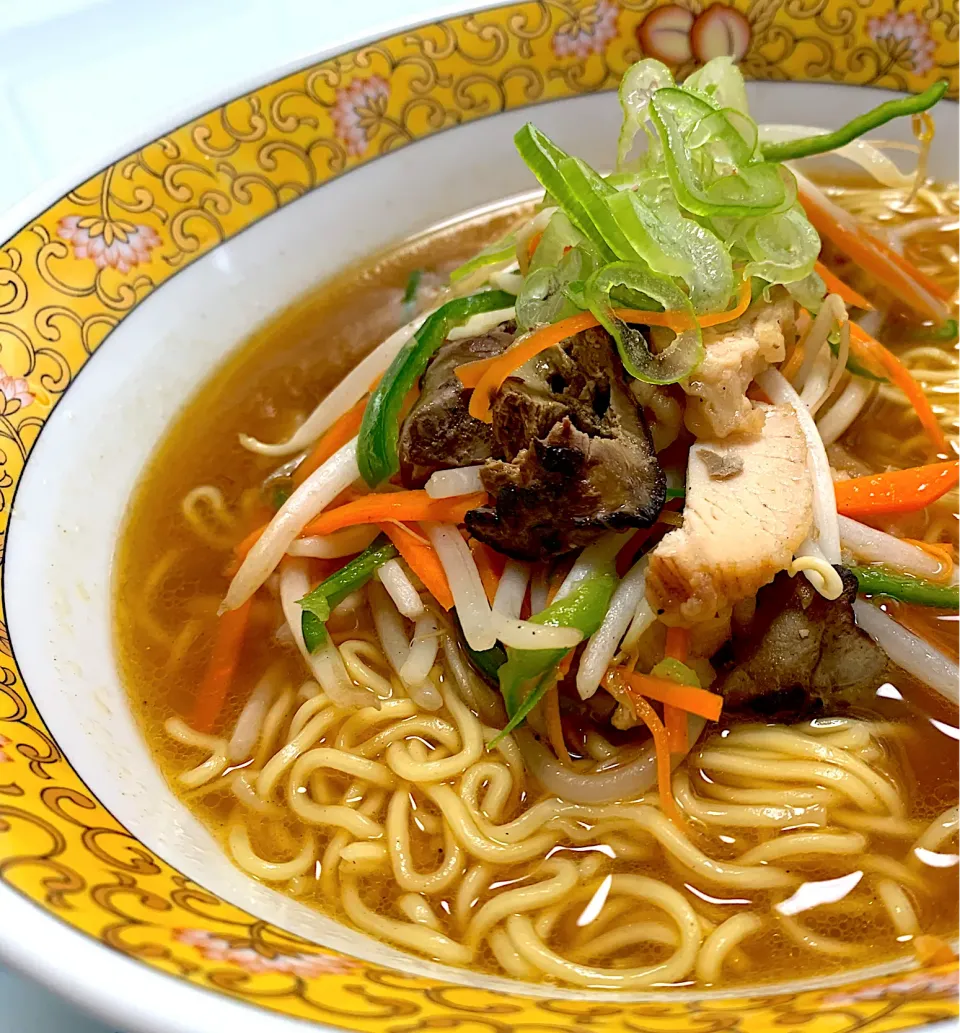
xmin=116 ymin=203 xmax=525 ymax=746
xmin=115 ymin=199 xmax=958 ymax=988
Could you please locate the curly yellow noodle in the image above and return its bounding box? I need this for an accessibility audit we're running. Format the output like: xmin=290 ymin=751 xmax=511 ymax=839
xmin=339 ymin=638 xmax=396 ymax=699
xmin=164 ymin=717 xmax=229 ymax=789
xmin=876 ymin=878 xmax=920 ymax=937
xmin=695 ymin=750 xmax=888 ymax=813
xmin=181 ymin=484 xmax=240 ymax=549
xmin=455 ymin=862 xmax=494 ymax=930
xmin=696 ymin=914 xmax=763 ymax=984
xmin=859 ymin=854 xmax=930 ymax=892
xmin=424 ymin=784 xmax=560 ymax=864
xmin=465 ymin=858 xmax=579 ymax=947
xmin=489 ymin=928 xmax=539 ymax=980
xmin=570 ymin=920 xmax=678 ymax=962
xmin=505 ymin=874 xmax=701 ymax=988
xmin=161 ymin=606 xmax=934 ymax=988
xmin=292 ymin=746 xmax=396 ymax=789
xmin=334 ymin=699 xmax=418 ymax=751
xmin=397 ymin=893 xmax=443 ymax=930
xmin=369 ymin=714 xmax=462 ymax=757
xmin=718 ymin=727 xmax=903 ymax=815
xmin=139 ymin=548 xmax=182 ymax=648
xmin=569 ymin=895 xmax=638 ymax=948
xmin=256 ymin=706 xmax=341 ymax=799
xmin=736 ymin=830 xmax=866 ymax=865
xmin=779 ymin=914 xmax=868 ymax=957
xmin=673 ymin=770 xmax=828 ymax=828
xmin=253 ymin=686 xmax=296 ymax=770
xmin=460 ymin=761 xmax=517 ymax=822
xmin=339 ymin=842 xmax=389 ymax=875
xmin=231 ymin=769 xmax=283 ymax=817
xmin=832 ymin=809 xmax=926 ymax=838
xmin=228 ymin=824 xmax=316 ymax=882
xmin=385 ymin=684 xmax=484 ymax=782
xmin=386 ymin=790 xmax=466 ymax=894
xmin=287 ymin=690 xmax=330 ymax=742
xmin=342 ymin=875 xmax=473 ymax=964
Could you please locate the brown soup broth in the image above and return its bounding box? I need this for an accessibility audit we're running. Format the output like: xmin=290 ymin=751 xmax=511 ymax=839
xmin=115 ymin=197 xmax=959 ymax=988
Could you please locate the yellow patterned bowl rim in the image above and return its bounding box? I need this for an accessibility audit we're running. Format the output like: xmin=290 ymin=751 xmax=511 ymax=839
xmin=0 ymin=1 xmax=956 ymax=1030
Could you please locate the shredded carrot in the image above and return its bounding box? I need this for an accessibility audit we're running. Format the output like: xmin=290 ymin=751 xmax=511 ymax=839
xmin=902 ymin=538 xmax=955 ymax=583
xmin=664 ymin=626 xmax=689 ymax=663
xmin=663 ymin=707 xmax=687 ymax=754
xmin=191 ymin=599 xmax=253 ymax=733
xmin=544 ymin=684 xmax=574 ymax=767
xmin=230 ymin=489 xmax=364 ymax=572
xmin=377 ymin=521 xmax=454 ymax=609
xmin=799 ymin=183 xmax=952 ymax=322
xmin=662 ymin=626 xmax=692 ymax=751
xmin=612 ymin=681 xmax=684 ymax=830
xmin=616 ymin=528 xmax=653 ymax=576
xmin=546 ymin=561 xmax=572 ymax=606
xmin=399 ymin=383 xmax=420 ymax=422
xmin=292 ymin=397 xmax=367 ymax=489
xmin=233 ymin=520 xmax=269 ymax=567
xmin=560 ymin=713 xmax=588 ymax=757
xmin=913 ymin=934 xmax=958 ymax=968
xmin=780 ymin=314 xmax=810 ymax=382
xmin=849 ymin=323 xmax=949 ymax=454
xmin=814 ymin=261 xmax=873 ymax=311
xmin=470 ymin=539 xmax=505 ymax=604
xmin=301 ymin=490 xmax=487 ymax=538
xmin=383 ymin=519 xmax=429 ymax=545
xmin=833 ymin=460 xmax=959 ymax=519
xmin=527 ymin=231 xmax=543 ymax=262
xmin=745 ymin=383 xmax=772 ymax=404
xmin=557 ymin=651 xmax=574 ymax=678
xmin=457 ymin=282 xmax=753 ymax=413
xmin=613 ymin=669 xmax=723 ymax=723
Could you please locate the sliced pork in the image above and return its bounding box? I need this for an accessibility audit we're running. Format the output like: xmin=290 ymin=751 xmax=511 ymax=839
xmin=718 ymin=566 xmax=888 ymax=716
xmin=646 ymin=403 xmax=813 ymax=623
xmin=681 ymin=293 xmax=795 ymax=439
xmin=465 ymin=327 xmax=665 ymax=560
xmin=397 ymin=327 xmax=512 ymax=487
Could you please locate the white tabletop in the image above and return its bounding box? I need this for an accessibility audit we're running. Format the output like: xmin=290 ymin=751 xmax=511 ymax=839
xmin=0 ymin=4 xmax=456 ymax=1029
xmin=0 ymin=4 xmax=956 ymax=1032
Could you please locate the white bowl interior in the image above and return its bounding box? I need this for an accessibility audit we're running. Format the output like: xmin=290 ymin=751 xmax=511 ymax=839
xmin=6 ymin=82 xmax=958 ymax=1000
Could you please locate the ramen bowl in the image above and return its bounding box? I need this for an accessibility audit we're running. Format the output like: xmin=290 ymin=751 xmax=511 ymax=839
xmin=0 ymin=2 xmax=957 ymax=1031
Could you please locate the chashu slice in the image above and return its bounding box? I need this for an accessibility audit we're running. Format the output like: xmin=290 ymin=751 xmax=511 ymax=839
xmin=466 ymin=326 xmax=664 ymax=561
xmin=680 ymin=293 xmax=795 ymax=439
xmin=647 ymin=403 xmax=813 ymax=623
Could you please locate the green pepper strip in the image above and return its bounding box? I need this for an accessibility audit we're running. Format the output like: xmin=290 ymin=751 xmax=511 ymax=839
xmin=850 ymin=565 xmax=959 ymax=609
xmin=358 ymin=289 xmax=516 ymax=486
xmin=490 ymin=570 xmax=619 ymax=746
xmin=450 ymin=241 xmax=516 ymax=283
xmin=760 ymin=81 xmax=949 ymax=163
xmin=299 ymin=539 xmax=399 ymax=652
xmin=465 ymin=637 xmax=507 ymax=685
xmin=828 ymin=338 xmax=887 ymax=383
xmin=271 ymin=483 xmax=292 ymax=510
xmin=650 ymin=658 xmax=700 ymax=687
xmin=401 ymin=268 xmax=422 ymax=315
xmin=910 ymin=318 xmax=958 ymax=343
